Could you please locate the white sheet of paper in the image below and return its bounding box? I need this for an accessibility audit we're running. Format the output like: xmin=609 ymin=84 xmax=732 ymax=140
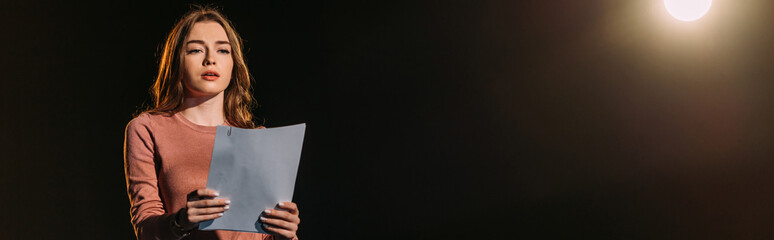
xmin=199 ymin=123 xmax=305 ymax=233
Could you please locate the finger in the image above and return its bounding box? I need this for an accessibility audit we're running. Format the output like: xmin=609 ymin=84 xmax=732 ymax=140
xmin=196 ymin=189 xmax=220 ymax=198
xmin=259 ymin=216 xmax=298 ymax=231
xmin=188 ymin=189 xmax=220 ymax=200
xmin=188 ymin=199 xmax=230 ymax=209
xmin=188 ymin=205 xmax=230 ymax=216
xmin=263 ymin=209 xmax=300 ymax=224
xmin=262 ymin=223 xmax=296 ymax=239
xmin=277 ymin=202 xmax=299 ymax=215
xmin=189 ymin=212 xmax=225 ymax=223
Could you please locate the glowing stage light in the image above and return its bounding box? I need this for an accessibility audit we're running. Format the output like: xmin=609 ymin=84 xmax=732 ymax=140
xmin=664 ymin=0 xmax=712 ymax=21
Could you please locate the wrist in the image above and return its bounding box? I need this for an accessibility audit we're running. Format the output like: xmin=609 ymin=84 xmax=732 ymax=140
xmin=171 ymin=208 xmax=192 ymax=238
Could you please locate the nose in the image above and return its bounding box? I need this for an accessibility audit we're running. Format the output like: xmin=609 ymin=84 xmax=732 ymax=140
xmin=203 ymin=50 xmax=216 ymax=66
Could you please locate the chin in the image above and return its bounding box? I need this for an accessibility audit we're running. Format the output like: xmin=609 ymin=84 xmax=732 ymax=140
xmin=185 ymin=86 xmax=227 ymax=98
xmin=185 ymin=82 xmax=229 ymax=96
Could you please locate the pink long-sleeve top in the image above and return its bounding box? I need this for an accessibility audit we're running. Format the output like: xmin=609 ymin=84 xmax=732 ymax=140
xmin=124 ymin=112 xmax=272 ymax=240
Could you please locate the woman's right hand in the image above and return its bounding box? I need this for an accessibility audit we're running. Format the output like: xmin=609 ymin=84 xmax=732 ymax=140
xmin=177 ymin=189 xmax=230 ymax=230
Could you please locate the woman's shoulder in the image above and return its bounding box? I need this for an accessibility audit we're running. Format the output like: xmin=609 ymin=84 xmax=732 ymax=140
xmin=125 ymin=112 xmax=153 ymax=134
xmin=125 ymin=111 xmax=175 ymax=132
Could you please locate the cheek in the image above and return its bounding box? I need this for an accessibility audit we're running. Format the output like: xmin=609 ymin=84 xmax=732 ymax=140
xmin=222 ymin=57 xmax=234 ymax=80
xmin=183 ymin=56 xmax=202 ymax=79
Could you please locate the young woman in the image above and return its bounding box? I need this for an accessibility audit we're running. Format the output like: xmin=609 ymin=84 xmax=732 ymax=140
xmin=124 ymin=6 xmax=300 ymax=240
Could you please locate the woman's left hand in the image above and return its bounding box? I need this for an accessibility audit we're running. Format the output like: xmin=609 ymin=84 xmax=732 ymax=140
xmin=260 ymin=202 xmax=301 ymax=240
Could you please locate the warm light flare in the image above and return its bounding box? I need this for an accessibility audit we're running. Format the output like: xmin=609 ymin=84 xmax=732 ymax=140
xmin=664 ymin=0 xmax=712 ymax=22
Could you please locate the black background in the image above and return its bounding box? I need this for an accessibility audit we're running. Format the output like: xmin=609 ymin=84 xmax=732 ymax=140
xmin=3 ymin=0 xmax=774 ymax=239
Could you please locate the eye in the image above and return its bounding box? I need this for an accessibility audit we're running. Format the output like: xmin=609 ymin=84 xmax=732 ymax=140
xmin=218 ymin=49 xmax=231 ymax=54
xmin=187 ymin=49 xmax=203 ymax=54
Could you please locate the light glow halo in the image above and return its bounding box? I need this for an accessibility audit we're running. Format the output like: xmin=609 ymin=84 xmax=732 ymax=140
xmin=664 ymin=0 xmax=712 ymax=22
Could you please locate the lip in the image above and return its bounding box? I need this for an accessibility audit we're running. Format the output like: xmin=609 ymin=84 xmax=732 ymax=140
xmin=201 ymin=70 xmax=220 ymax=81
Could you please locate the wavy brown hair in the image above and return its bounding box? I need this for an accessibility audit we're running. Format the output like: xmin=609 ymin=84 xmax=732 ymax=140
xmin=146 ymin=5 xmax=258 ymax=128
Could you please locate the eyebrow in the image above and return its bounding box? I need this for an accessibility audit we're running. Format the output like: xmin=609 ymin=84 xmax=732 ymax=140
xmin=186 ymin=40 xmax=230 ymax=45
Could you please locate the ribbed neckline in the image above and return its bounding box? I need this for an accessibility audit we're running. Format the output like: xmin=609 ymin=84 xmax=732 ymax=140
xmin=173 ymin=112 xmax=229 ymax=134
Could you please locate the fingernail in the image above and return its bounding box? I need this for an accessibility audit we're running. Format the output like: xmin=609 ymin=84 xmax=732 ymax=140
xmin=224 ymin=206 xmax=230 ymax=210
xmin=218 ymin=213 xmax=223 ymax=216
xmin=278 ymin=202 xmax=285 ymax=207
xmin=214 ymin=192 xmax=220 ymax=197
xmin=259 ymin=216 xmax=267 ymax=221
xmin=225 ymin=200 xmax=231 ymax=204
xmin=265 ymin=209 xmax=272 ymax=214
xmin=262 ymin=224 xmax=269 ymax=228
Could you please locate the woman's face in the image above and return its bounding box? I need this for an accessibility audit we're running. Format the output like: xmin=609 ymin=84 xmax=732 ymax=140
xmin=181 ymin=21 xmax=233 ymax=98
